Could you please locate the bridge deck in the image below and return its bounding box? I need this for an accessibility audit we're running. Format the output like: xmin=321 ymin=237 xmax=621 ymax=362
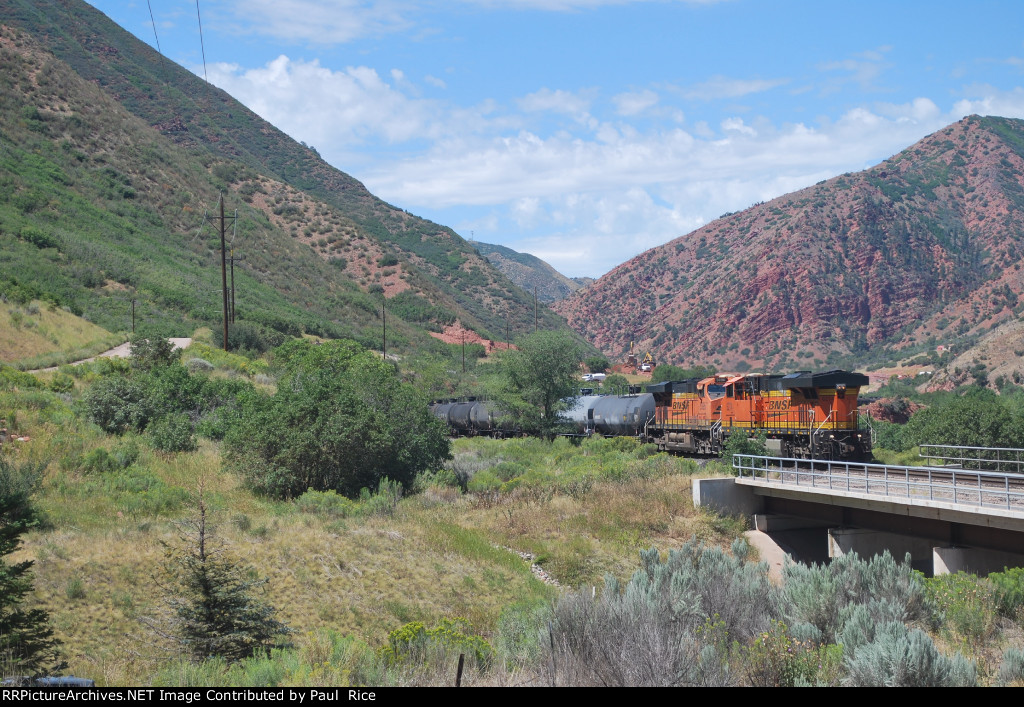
xmin=732 ymin=455 xmax=1024 ymax=530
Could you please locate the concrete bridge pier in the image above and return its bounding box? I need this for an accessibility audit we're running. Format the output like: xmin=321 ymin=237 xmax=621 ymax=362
xmin=933 ymin=546 xmax=1024 ymax=576
xmin=828 ymin=528 xmax=934 ymax=575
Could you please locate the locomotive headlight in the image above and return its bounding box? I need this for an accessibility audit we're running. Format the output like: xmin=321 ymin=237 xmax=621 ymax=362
xmin=829 ymin=434 xmax=835 ymax=439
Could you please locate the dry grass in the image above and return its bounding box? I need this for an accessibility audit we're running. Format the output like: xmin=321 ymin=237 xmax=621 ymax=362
xmin=0 ymin=300 xmax=124 ymax=369
xmin=1 ymin=398 xmax=744 ymax=686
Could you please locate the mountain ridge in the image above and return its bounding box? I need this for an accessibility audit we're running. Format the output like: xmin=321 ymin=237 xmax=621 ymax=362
xmin=471 ymin=241 xmax=592 ymax=303
xmin=0 ymin=0 xmax=571 ymax=349
xmin=553 ymin=115 xmax=1024 ymax=378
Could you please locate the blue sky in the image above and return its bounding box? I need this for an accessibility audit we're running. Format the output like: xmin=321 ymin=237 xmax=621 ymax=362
xmin=86 ymin=0 xmax=1024 ymax=277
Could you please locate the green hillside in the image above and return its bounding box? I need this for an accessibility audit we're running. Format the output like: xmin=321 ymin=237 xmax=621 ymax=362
xmin=0 ymin=1 xmax=569 ymax=353
xmin=472 ymin=241 xmax=588 ymax=303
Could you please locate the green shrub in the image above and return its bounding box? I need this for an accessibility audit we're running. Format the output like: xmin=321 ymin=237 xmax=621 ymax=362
xmin=19 ymin=227 xmax=60 ymax=250
xmin=739 ymin=620 xmax=843 ymax=687
xmin=358 ymin=479 xmax=402 ymax=517
xmin=870 ymin=418 xmax=912 ymax=452
xmin=466 ymin=469 xmax=502 ymax=493
xmin=112 ymin=438 xmax=141 ymax=468
xmin=842 ymin=617 xmax=976 ymax=687
xmin=723 ymin=430 xmax=769 ymax=471
xmin=295 ymin=489 xmax=358 ymax=518
xmin=95 ymin=467 xmax=189 ymax=517
xmin=998 ymin=646 xmax=1024 ymax=686
xmin=494 ymin=600 xmax=550 ymax=670
xmin=381 ymin=617 xmax=491 ymax=671
xmin=185 ymin=358 xmax=214 ymax=373
xmin=226 ymin=321 xmax=286 ymax=355
xmin=783 ymin=551 xmax=928 ymax=645
xmin=224 ymin=339 xmax=449 ymax=499
xmin=0 ymin=365 xmax=42 ymax=390
xmin=48 ymin=373 xmax=74 ymax=393
xmin=81 ymin=448 xmax=119 ymax=475
xmin=989 ymin=567 xmax=1024 ymax=618
xmin=65 ymin=577 xmax=86 ymax=600
xmin=129 ymin=336 xmax=179 ymax=371
xmin=82 ymin=375 xmax=155 ymax=433
xmin=924 ymin=571 xmax=997 ymax=647
xmin=195 ymin=409 xmax=232 ymax=441
xmin=148 ymin=413 xmax=197 ymax=453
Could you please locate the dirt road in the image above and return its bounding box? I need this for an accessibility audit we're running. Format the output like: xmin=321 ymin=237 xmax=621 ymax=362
xmin=31 ymin=338 xmax=193 ymax=373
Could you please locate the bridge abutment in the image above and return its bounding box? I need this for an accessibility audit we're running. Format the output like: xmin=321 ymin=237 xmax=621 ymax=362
xmin=694 ymin=475 xmax=1024 ymax=577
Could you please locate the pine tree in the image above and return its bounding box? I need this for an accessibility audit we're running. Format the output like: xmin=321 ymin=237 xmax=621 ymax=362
xmin=0 ymin=458 xmax=63 ymax=678
xmin=151 ymin=495 xmax=290 ymax=662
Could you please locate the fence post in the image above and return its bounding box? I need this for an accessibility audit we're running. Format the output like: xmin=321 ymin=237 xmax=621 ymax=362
xmin=548 ymin=620 xmax=557 ymax=687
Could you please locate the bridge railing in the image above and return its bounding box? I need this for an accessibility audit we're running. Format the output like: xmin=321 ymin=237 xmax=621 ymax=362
xmin=919 ymin=444 xmax=1024 ymax=474
xmin=732 ymin=454 xmax=1024 ymax=512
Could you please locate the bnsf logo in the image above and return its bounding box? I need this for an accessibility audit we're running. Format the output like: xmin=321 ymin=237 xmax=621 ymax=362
xmin=765 ymin=399 xmax=791 ymax=411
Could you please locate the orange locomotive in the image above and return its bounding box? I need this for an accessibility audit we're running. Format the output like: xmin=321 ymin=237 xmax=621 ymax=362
xmin=645 ymin=369 xmax=870 ymax=460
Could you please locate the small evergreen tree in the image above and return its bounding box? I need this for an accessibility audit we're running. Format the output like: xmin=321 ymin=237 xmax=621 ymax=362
xmin=150 ymin=495 xmax=290 ymax=662
xmin=0 ymin=458 xmax=63 ymax=678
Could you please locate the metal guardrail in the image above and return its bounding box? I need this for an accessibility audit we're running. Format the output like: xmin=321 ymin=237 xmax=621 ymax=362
xmin=919 ymin=444 xmax=1024 ymax=474
xmin=732 ymin=454 xmax=1024 ymax=513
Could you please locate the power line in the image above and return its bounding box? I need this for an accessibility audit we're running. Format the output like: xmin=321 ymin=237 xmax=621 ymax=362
xmin=188 ymin=211 xmax=209 ymax=246
xmin=195 ymin=0 xmax=208 ymax=82
xmin=146 ymin=0 xmax=161 ymax=55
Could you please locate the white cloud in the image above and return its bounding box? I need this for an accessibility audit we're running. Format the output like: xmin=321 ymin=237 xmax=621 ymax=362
xmin=613 ymin=89 xmax=659 ymax=116
xmin=204 ymin=55 xmax=480 ymax=157
xmin=518 ymin=88 xmax=596 ymax=118
xmin=721 ymin=117 xmax=756 ymax=136
xmin=818 ymin=48 xmax=892 ymax=94
xmin=682 ymin=75 xmax=788 ymax=101
xmin=230 ymin=0 xmax=414 ymax=44
xmin=952 ymin=86 xmax=1024 ymax=119
xmin=223 ymin=0 xmax=732 ymax=45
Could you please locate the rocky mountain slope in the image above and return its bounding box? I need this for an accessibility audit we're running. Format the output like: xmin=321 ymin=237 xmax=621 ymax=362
xmin=0 ymin=0 xmax=568 ymax=348
xmin=472 ymin=241 xmax=591 ymax=303
xmin=554 ymin=115 xmax=1024 ymax=376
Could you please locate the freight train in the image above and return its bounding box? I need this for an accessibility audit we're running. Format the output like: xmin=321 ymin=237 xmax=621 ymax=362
xmin=430 ymin=369 xmax=872 ymax=461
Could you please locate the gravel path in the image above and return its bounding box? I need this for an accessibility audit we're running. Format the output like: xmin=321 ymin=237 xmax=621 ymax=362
xmin=30 ymin=337 xmax=193 ymax=373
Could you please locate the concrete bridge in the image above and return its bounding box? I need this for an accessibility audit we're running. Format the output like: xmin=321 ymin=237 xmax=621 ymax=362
xmin=693 ymin=454 xmax=1024 ymax=576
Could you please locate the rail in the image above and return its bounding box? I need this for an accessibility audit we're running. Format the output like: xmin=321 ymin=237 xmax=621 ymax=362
xmin=732 ymin=454 xmax=1024 ymax=512
xmin=919 ymin=444 xmax=1024 ymax=474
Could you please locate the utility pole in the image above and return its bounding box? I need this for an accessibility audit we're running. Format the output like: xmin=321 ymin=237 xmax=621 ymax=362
xmin=382 ymin=303 xmax=386 ymax=361
xmin=462 ymin=330 xmax=466 ymax=373
xmin=130 ymin=298 xmax=136 ymax=333
xmin=227 ymin=250 xmax=244 ymax=323
xmin=534 ymin=287 xmax=538 ymax=333
xmin=219 ymin=195 xmax=229 ymax=350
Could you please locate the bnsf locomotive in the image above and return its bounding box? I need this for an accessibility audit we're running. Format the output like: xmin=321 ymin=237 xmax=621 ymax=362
xmin=643 ymin=369 xmax=870 ymax=460
xmin=431 ymin=368 xmax=871 ymax=462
